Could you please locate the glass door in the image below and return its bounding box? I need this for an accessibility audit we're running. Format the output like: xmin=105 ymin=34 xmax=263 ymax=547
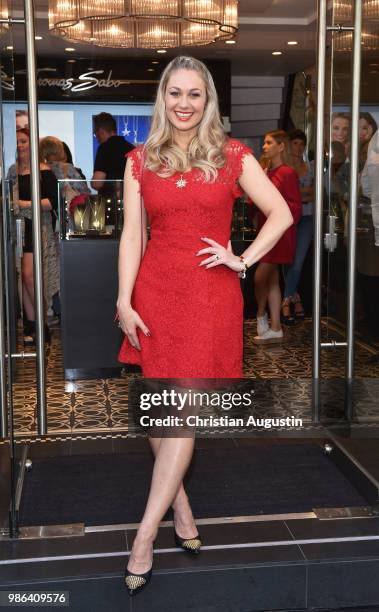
xmin=317 ymin=1 xmax=353 ymax=425
xmin=0 ymin=2 xmax=46 ymax=537
xmin=316 ymin=0 xmax=379 ymax=428
xmin=0 ymin=19 xmax=22 ymax=536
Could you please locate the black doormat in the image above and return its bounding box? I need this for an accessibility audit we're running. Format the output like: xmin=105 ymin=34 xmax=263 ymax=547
xmin=19 ymin=442 xmax=367 ymax=526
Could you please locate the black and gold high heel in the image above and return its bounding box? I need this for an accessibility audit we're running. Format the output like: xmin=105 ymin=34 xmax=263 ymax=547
xmin=124 ymin=566 xmax=152 ymax=596
xmin=174 ymin=529 xmax=202 ymax=555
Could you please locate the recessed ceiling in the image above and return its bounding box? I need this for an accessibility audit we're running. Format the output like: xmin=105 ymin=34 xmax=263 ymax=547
xmin=5 ymin=0 xmax=319 ymax=75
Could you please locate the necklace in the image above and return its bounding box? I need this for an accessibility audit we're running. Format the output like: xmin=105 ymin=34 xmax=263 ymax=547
xmin=176 ymin=175 xmax=188 ymax=189
xmin=175 ymin=150 xmax=191 ymax=188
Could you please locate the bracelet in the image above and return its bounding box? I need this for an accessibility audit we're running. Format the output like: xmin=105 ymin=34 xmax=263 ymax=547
xmin=238 ymin=255 xmax=248 ymax=279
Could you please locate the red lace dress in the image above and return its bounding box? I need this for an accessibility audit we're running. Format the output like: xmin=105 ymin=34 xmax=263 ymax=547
xmin=118 ymin=138 xmax=252 ymax=378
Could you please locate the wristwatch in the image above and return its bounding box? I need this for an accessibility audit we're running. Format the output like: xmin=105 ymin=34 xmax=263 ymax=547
xmin=238 ymin=255 xmax=248 ymax=279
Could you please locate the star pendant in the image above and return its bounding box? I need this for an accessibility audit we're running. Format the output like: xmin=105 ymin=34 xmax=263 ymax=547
xmin=176 ymin=176 xmax=187 ymax=189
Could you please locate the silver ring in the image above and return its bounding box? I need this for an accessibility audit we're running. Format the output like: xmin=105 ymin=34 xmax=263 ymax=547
xmin=215 ymin=255 xmax=219 ymax=260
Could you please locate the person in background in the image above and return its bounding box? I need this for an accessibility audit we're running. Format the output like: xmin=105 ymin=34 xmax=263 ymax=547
xmin=359 ymin=112 xmax=378 ymax=168
xmin=362 ymin=128 xmax=379 ymax=246
xmin=62 ymin=141 xmax=86 ymax=181
xmin=253 ymin=130 xmax=302 ymax=344
xmin=40 ymin=136 xmax=91 ymax=244
xmin=15 ymin=110 xmax=28 ymax=130
xmin=331 ymin=112 xmax=350 ymax=158
xmin=358 ymin=129 xmax=379 ymax=346
xmin=40 ymin=136 xmax=90 ymax=196
xmin=8 ymin=128 xmax=59 ymax=344
xmin=91 ymin=112 xmax=134 ymax=224
xmin=281 ymin=129 xmax=314 ymax=324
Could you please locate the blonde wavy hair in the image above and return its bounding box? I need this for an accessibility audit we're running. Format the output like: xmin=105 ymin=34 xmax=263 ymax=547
xmin=144 ymin=56 xmax=227 ymax=182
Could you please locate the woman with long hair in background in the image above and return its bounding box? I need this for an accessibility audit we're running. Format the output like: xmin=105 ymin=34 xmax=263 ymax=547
xmin=254 ymin=130 xmax=302 ymax=344
xmin=8 ymin=128 xmax=59 ymax=344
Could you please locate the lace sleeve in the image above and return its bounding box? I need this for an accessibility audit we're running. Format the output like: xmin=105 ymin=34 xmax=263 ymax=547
xmin=226 ymin=138 xmax=254 ymax=198
xmin=126 ymin=146 xmax=144 ymax=185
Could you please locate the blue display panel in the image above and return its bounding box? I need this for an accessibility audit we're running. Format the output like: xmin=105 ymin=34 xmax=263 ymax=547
xmin=3 ymin=102 xmax=153 ymax=181
xmin=92 ymin=114 xmax=151 ymax=161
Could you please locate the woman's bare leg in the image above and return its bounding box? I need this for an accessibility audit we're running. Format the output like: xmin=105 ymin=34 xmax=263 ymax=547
xmin=267 ymin=265 xmax=282 ymax=331
xmin=127 ymin=437 xmax=195 ymax=575
xmin=148 ymin=437 xmax=197 ymax=538
xmin=22 ymin=254 xmax=35 ymax=321
xmin=254 ymin=263 xmax=270 ymax=318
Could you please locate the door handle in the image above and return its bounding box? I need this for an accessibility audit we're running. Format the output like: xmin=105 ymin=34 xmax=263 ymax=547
xmin=324 ymin=215 xmax=338 ymax=252
xmin=15 ymin=219 xmax=23 ymax=259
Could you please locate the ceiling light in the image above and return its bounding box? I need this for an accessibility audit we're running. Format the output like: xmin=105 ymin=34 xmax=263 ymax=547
xmin=67 ymin=59 xmax=76 ymax=63
xmin=35 ymin=35 xmax=43 ymax=40
xmin=287 ymin=41 xmax=298 ymax=45
xmin=151 ymin=61 xmax=159 ymax=64
xmin=6 ymin=45 xmax=13 ymax=50
xmin=157 ymin=49 xmax=167 ymax=54
xmin=225 ymin=39 xmax=236 ymax=44
xmin=272 ymin=51 xmax=282 ymax=55
xmin=65 ymin=47 xmax=76 ymax=51
xmin=147 ymin=68 xmax=154 ymax=72
xmin=48 ymin=0 xmax=238 ymax=49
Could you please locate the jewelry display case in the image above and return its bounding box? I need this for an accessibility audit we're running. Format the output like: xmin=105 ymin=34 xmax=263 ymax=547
xmin=58 ymin=179 xmax=123 ymax=240
xmin=58 ymin=180 xmax=124 ymax=379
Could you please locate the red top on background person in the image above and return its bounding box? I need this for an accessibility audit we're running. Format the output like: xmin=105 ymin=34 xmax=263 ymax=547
xmin=252 ymin=130 xmax=302 ymax=345
xmin=257 ymin=161 xmax=302 ymax=264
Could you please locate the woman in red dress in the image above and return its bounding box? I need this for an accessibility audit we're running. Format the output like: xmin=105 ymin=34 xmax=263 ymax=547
xmin=253 ymin=130 xmax=302 ymax=344
xmin=117 ymin=57 xmax=293 ymax=596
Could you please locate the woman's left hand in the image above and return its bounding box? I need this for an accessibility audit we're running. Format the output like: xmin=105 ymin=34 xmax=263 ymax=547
xmin=196 ymin=237 xmax=243 ymax=273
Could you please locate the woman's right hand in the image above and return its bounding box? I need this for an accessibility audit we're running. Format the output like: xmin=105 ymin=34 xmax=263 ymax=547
xmin=116 ymin=301 xmax=150 ymax=350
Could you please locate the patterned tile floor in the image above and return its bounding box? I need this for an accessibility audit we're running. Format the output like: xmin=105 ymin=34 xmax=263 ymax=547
xmin=8 ymin=318 xmax=379 ymax=442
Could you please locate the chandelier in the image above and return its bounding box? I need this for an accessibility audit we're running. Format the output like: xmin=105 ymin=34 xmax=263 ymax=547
xmin=48 ymin=0 xmax=239 ymax=48
xmin=333 ymin=0 xmax=379 ymax=50
xmin=0 ymin=0 xmax=9 ymax=34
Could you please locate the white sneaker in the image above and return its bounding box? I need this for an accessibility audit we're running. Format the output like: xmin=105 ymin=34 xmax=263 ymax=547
xmin=253 ymin=328 xmax=284 ymax=345
xmin=256 ymin=313 xmax=269 ymax=336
